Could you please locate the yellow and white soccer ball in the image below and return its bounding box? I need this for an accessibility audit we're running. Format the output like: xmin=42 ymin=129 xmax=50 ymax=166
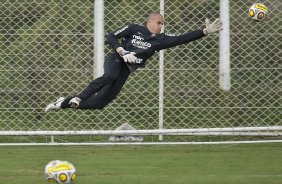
xmin=249 ymin=3 xmax=268 ymax=22
xmin=44 ymin=160 xmax=76 ymax=183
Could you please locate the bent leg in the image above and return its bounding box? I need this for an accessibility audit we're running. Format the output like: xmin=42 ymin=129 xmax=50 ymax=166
xmin=77 ymin=63 xmax=130 ymax=109
xmin=61 ymin=58 xmax=130 ymax=109
xmin=77 ymin=53 xmax=122 ymax=100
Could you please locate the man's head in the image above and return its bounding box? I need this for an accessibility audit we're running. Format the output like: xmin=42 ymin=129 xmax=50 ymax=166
xmin=146 ymin=12 xmax=164 ymax=34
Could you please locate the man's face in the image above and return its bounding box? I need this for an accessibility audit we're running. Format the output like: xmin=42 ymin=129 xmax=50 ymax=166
xmin=147 ymin=15 xmax=164 ymax=34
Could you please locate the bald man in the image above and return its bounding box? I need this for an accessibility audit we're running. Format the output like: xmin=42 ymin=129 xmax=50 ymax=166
xmin=45 ymin=12 xmax=222 ymax=111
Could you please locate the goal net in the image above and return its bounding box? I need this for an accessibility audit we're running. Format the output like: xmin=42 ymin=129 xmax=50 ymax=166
xmin=0 ymin=0 xmax=281 ymax=145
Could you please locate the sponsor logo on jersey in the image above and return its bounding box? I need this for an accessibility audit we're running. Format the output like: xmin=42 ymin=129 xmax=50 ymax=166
xmin=134 ymin=58 xmax=143 ymax=64
xmin=131 ymin=34 xmax=151 ymax=50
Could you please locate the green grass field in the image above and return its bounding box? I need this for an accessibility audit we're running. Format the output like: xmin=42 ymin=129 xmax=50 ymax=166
xmin=0 ymin=143 xmax=282 ymax=184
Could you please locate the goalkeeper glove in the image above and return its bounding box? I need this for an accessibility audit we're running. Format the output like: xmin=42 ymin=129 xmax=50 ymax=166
xmin=203 ymin=18 xmax=223 ymax=35
xmin=69 ymin=97 xmax=81 ymax=108
xmin=116 ymin=47 xmax=137 ymax=63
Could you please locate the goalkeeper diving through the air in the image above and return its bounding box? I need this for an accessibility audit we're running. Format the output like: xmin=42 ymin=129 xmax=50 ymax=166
xmin=45 ymin=12 xmax=222 ymax=112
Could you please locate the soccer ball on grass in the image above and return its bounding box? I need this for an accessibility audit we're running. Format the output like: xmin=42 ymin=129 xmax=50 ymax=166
xmin=249 ymin=3 xmax=268 ymax=22
xmin=44 ymin=160 xmax=76 ymax=183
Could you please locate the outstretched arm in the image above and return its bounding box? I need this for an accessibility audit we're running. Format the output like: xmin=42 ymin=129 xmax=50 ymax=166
xmin=159 ymin=18 xmax=223 ymax=50
xmin=160 ymin=30 xmax=205 ymax=50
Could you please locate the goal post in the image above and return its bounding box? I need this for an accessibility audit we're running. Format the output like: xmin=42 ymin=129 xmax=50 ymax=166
xmin=0 ymin=0 xmax=281 ymax=145
xmin=93 ymin=0 xmax=105 ymax=78
xmin=219 ymin=0 xmax=231 ymax=91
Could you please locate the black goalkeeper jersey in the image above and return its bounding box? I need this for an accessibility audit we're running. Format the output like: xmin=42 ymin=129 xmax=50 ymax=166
xmin=107 ymin=23 xmax=205 ymax=72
